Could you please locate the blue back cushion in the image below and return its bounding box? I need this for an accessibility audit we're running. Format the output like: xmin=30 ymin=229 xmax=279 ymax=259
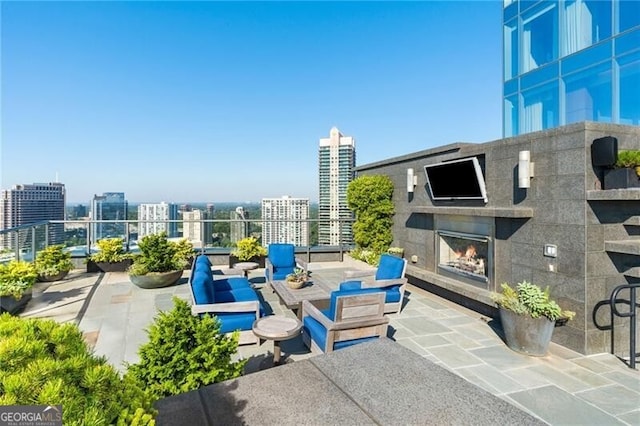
xmin=192 ymin=270 xmax=215 ymax=304
xmin=268 ymin=244 xmax=295 ymax=268
xmin=213 ymin=276 xmax=251 ymax=291
xmin=327 ymin=288 xmax=384 ymax=321
xmin=375 ymin=254 xmax=405 ymax=280
xmin=195 ymin=255 xmax=211 ymax=267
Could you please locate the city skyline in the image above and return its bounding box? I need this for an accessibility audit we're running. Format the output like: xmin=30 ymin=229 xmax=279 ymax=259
xmin=1 ymin=1 xmax=503 ymax=203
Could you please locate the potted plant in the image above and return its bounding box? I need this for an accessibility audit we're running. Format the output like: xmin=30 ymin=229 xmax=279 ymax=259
xmin=128 ymin=233 xmax=193 ymax=289
xmin=285 ymin=267 xmax=310 ymax=289
xmin=229 ymin=236 xmax=267 ymax=268
xmin=387 ymin=247 xmax=405 ymax=258
xmin=87 ymin=237 xmax=133 ymax=272
xmin=35 ymin=244 xmax=74 ymax=282
xmin=0 ymin=260 xmax=38 ymax=314
xmin=604 ymin=149 xmax=640 ymax=189
xmin=492 ymin=281 xmax=575 ymax=356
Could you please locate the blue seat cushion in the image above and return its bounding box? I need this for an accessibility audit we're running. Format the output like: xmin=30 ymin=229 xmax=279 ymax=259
xmin=191 ymin=270 xmax=215 ymax=304
xmin=215 ymin=312 xmax=257 ymax=334
xmin=375 ymin=254 xmax=405 ymax=280
xmin=214 ymin=288 xmax=259 ymax=303
xmin=272 ymin=266 xmax=295 ymax=281
xmin=303 ymin=315 xmax=381 ymax=351
xmin=213 ymin=276 xmax=252 ymax=291
xmin=339 ymin=281 xmax=362 ymax=291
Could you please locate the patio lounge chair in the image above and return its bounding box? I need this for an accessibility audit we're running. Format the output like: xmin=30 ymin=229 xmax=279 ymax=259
xmin=189 ymin=255 xmax=264 ymax=345
xmin=342 ymin=253 xmax=408 ymax=314
xmin=301 ymin=287 xmax=389 ymax=354
xmin=264 ymin=243 xmax=308 ymax=285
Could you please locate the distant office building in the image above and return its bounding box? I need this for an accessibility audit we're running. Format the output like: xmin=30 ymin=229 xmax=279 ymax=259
xmin=182 ymin=209 xmax=213 ymax=246
xmin=261 ymin=196 xmax=309 ymax=247
xmin=318 ymin=127 xmax=355 ymax=246
xmin=138 ymin=202 xmax=178 ymax=238
xmin=503 ymin=0 xmax=640 ymax=137
xmin=230 ymin=206 xmax=249 ymax=243
xmin=90 ymin=192 xmax=128 ymax=242
xmin=206 ymin=203 xmax=215 ymax=216
xmin=68 ymin=204 xmax=87 ymax=219
xmin=179 ymin=204 xmax=193 ymax=213
xmin=0 ymin=182 xmax=66 ymax=249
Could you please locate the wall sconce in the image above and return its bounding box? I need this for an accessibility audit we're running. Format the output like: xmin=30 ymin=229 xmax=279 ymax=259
xmin=407 ymin=168 xmax=417 ymax=193
xmin=518 ymin=150 xmax=535 ymax=189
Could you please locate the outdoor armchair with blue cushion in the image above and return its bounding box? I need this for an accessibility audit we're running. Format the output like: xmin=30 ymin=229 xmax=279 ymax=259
xmin=342 ymin=253 xmax=408 ymax=314
xmin=301 ymin=287 xmax=389 ymax=354
xmin=189 ymin=254 xmax=264 ymax=345
xmin=264 ymin=243 xmax=308 ymax=285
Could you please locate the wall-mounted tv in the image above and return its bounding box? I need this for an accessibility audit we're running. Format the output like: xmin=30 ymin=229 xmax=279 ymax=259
xmin=423 ymin=157 xmax=488 ymax=203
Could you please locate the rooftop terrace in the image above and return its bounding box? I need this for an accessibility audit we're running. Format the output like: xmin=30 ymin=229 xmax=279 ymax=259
xmin=18 ymin=258 xmax=640 ymax=425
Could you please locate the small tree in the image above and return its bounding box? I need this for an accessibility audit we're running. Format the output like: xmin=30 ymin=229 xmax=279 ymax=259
xmin=347 ymin=175 xmax=395 ymax=257
xmin=125 ymin=297 xmax=246 ymax=401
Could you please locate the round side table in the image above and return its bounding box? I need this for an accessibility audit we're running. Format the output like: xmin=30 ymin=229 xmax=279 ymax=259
xmin=233 ymin=261 xmax=259 ymax=278
xmin=252 ymin=316 xmax=302 ymax=365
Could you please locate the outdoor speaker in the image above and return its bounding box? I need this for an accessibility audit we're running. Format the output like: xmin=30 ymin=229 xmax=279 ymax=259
xmin=591 ymin=136 xmax=618 ymax=167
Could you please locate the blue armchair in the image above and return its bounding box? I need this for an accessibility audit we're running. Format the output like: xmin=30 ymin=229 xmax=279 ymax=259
xmin=342 ymin=254 xmax=408 ymax=314
xmin=264 ymin=243 xmax=308 ymax=284
xmin=301 ymin=287 xmax=389 ymax=354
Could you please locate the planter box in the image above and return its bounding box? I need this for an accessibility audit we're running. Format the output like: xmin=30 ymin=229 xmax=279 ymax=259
xmin=130 ymin=270 xmax=183 ymax=289
xmin=86 ymin=259 xmax=133 ymax=273
xmin=0 ymin=290 xmax=32 ymax=315
xmin=604 ymin=168 xmax=640 ymax=190
xmin=229 ymin=255 xmax=265 ymax=269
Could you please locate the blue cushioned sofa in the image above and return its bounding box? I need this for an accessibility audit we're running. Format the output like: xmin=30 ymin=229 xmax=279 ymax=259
xmin=301 ymin=287 xmax=389 ymax=353
xmin=189 ymin=255 xmax=264 ymax=345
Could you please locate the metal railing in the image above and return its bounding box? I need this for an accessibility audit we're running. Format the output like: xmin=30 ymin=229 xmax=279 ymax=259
xmin=0 ymin=218 xmax=355 ymax=263
xmin=593 ymin=283 xmax=640 ymax=369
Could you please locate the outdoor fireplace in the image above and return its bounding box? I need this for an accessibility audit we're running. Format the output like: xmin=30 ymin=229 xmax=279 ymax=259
xmin=437 ymin=230 xmax=491 ymax=287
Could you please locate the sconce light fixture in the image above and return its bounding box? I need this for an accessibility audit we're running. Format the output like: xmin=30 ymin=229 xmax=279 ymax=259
xmin=518 ymin=150 xmax=535 ymax=189
xmin=407 ymin=168 xmax=417 ymax=193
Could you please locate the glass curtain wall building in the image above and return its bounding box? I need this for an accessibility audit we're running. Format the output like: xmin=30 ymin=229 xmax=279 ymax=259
xmin=90 ymin=192 xmax=128 ymax=241
xmin=503 ymin=0 xmax=640 ymax=137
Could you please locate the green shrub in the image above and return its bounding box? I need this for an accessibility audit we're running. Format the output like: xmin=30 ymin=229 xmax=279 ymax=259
xmin=0 ymin=314 xmax=155 ymax=425
xmin=231 ymin=236 xmax=267 ymax=261
xmin=492 ymin=281 xmax=576 ymax=321
xmin=347 ymin=175 xmax=395 ymax=255
xmin=125 ymin=297 xmax=246 ymax=401
xmin=615 ymin=150 xmax=640 ymax=176
xmin=128 ymin=233 xmax=193 ymax=276
xmin=0 ymin=260 xmax=38 ymax=299
xmin=89 ymin=238 xmax=131 ymax=263
xmin=35 ymin=245 xmax=74 ymax=277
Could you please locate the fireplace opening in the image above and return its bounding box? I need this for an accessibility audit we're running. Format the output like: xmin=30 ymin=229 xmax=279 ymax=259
xmin=437 ymin=230 xmax=490 ymax=285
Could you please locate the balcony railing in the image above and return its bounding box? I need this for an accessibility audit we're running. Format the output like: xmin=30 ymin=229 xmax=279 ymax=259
xmin=0 ymin=218 xmax=355 ymax=263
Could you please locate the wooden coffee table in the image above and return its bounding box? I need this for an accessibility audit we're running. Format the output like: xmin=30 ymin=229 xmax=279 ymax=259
xmin=252 ymin=315 xmax=302 ymax=365
xmin=270 ymin=276 xmax=333 ymax=319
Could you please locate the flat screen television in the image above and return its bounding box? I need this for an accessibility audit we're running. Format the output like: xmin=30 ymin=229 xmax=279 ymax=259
xmin=423 ymin=157 xmax=488 ymax=203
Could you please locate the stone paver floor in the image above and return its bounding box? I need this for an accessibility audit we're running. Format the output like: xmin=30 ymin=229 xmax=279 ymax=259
xmin=19 ymin=261 xmax=640 ymax=426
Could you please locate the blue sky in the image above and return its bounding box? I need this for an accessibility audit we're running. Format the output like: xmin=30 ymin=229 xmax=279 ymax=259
xmin=1 ymin=1 xmax=503 ymax=204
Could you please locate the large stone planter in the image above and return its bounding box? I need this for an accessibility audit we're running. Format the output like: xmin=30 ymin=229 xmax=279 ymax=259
xmin=0 ymin=290 xmax=32 ymax=315
xmin=604 ymin=168 xmax=640 ymax=189
xmin=86 ymin=259 xmax=133 ymax=273
xmin=499 ymin=307 xmax=555 ymax=356
xmin=129 ymin=270 xmax=183 ymax=289
xmin=37 ymin=270 xmax=69 ymax=282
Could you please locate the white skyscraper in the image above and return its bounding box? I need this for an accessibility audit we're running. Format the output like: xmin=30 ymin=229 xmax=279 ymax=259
xmin=182 ymin=210 xmax=213 ymax=246
xmin=138 ymin=202 xmax=178 ymax=238
xmin=318 ymin=127 xmax=355 ymax=246
xmin=261 ymin=196 xmax=309 ymax=247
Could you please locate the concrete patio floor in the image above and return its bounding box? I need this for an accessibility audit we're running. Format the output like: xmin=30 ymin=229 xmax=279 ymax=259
xmin=18 ymin=259 xmax=640 ymax=426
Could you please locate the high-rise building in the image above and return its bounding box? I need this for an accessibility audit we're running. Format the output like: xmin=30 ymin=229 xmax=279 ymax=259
xmin=261 ymin=196 xmax=309 ymax=247
xmin=0 ymin=182 xmax=66 ymax=249
xmin=230 ymin=206 xmax=249 ymax=243
xmin=90 ymin=192 xmax=128 ymax=242
xmin=503 ymin=0 xmax=640 ymax=137
xmin=182 ymin=209 xmax=213 ymax=246
xmin=318 ymin=127 xmax=355 ymax=246
xmin=138 ymin=202 xmax=178 ymax=238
